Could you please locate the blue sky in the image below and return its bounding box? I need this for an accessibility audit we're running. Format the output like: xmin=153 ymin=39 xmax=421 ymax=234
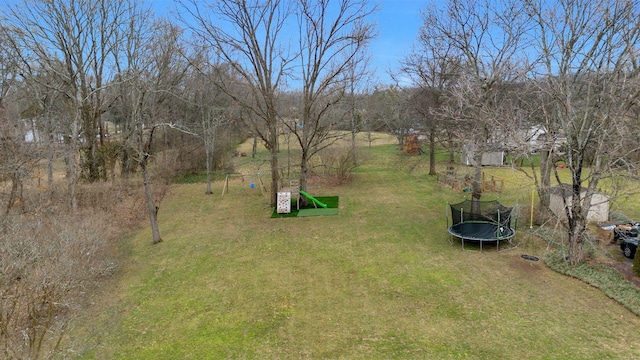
xmin=153 ymin=0 xmax=426 ymax=85
xmin=370 ymin=0 xmax=426 ymax=84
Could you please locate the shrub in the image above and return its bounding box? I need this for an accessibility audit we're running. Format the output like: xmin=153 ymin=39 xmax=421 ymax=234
xmin=316 ymin=146 xmax=357 ymax=184
xmin=0 ymin=211 xmax=120 ymax=358
xmin=0 ymin=178 xmax=149 ymax=358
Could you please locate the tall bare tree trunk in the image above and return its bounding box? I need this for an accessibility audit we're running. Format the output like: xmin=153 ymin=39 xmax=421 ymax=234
xmin=46 ymin=134 xmax=55 ymax=188
xmin=67 ymin=110 xmax=81 ymax=211
xmin=299 ymin=148 xmax=310 ymax=207
xmin=269 ymin=123 xmax=279 ymax=207
xmin=428 ymin=128 xmax=436 ymax=175
xmin=568 ymin=215 xmax=586 ymax=265
xmin=471 ymin=148 xmax=483 ymax=201
xmin=205 ymin=147 xmax=213 ymax=195
xmin=141 ymin=160 xmax=162 ymax=244
xmin=351 ymin=128 xmax=357 ymax=165
xmin=536 ymin=149 xmax=553 ymax=220
xmin=5 ymin=172 xmax=21 ymax=214
xmin=252 ymin=134 xmax=258 ymax=159
xmin=137 ymin=123 xmax=163 ymax=245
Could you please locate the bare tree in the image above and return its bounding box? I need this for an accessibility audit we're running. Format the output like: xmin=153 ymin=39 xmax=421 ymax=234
xmin=345 ymin=52 xmax=372 ymax=166
xmin=500 ymin=79 xmax=558 ymax=218
xmin=202 ymin=110 xmax=230 ymax=194
xmin=185 ymin=60 xmax=235 ymax=194
xmin=290 ymin=0 xmax=377 ymax=194
xmin=0 ymin=29 xmax=37 ymax=214
xmin=0 ymin=121 xmax=41 ymax=214
xmin=0 ymin=29 xmax=20 ymax=112
xmin=400 ymin=38 xmax=461 ymax=175
xmin=523 ymin=0 xmax=640 ymax=264
xmin=420 ymin=0 xmax=530 ymax=202
xmin=4 ymin=0 xmax=144 ymax=209
xmin=111 ymin=18 xmax=191 ymax=244
xmin=182 ymin=0 xmax=296 ymax=206
xmin=137 ymin=124 xmax=164 ymax=244
xmin=369 ymin=85 xmax=414 ymax=150
xmin=16 ymin=69 xmax=71 ymax=192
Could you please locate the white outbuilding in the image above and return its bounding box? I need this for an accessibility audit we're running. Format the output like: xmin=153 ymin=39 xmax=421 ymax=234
xmin=549 ymin=184 xmax=610 ymax=223
xmin=461 ymin=142 xmax=505 ymax=166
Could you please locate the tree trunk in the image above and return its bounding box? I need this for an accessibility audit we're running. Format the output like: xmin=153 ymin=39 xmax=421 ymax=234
xmin=471 ymin=151 xmax=483 ymax=200
xmin=448 ymin=132 xmax=455 ymax=163
xmin=299 ymin=149 xmax=310 ymax=207
xmin=46 ymin=134 xmax=55 ymax=188
xmin=539 ymin=149 xmax=552 ymax=208
xmin=428 ymin=128 xmax=436 ymax=175
xmin=564 ymin=159 xmax=587 ymax=264
xmin=269 ymin=125 xmax=279 ymax=207
xmin=67 ymin=116 xmax=81 ymax=211
xmin=205 ymin=126 xmax=215 ymax=195
xmin=5 ymin=172 xmax=20 ymax=214
xmin=567 ymin=200 xmax=586 ymax=265
xmin=351 ymin=127 xmax=357 ymax=166
xmin=83 ymin=108 xmax=101 ymax=181
xmin=205 ymin=146 xmax=213 ymax=194
xmin=141 ymin=160 xmax=162 ymax=244
xmin=535 ymin=149 xmax=553 ymax=221
xmin=252 ymin=134 xmax=258 ymax=158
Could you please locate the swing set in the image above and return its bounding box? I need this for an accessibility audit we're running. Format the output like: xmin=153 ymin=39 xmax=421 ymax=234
xmin=221 ymin=173 xmax=267 ymax=196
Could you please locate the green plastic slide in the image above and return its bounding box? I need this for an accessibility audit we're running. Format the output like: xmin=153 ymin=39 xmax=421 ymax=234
xmin=299 ymin=190 xmax=328 ymax=208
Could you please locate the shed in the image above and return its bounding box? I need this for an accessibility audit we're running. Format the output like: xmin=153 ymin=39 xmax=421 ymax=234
xmin=461 ymin=142 xmax=504 ymax=166
xmin=549 ymin=184 xmax=610 ymax=223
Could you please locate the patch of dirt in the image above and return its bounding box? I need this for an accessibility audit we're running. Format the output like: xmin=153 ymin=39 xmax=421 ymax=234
xmin=508 ymin=254 xmax=549 ymax=285
xmin=306 ymin=174 xmax=352 ymax=187
xmin=608 ymin=261 xmax=640 ymax=288
xmin=511 ymin=255 xmax=543 ymax=273
xmin=592 ymin=243 xmax=640 ymax=289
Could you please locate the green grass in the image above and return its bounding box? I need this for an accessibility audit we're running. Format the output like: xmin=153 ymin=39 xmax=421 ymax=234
xmin=173 ymin=170 xmax=228 ymax=184
xmin=67 ymin=143 xmax=640 ymax=359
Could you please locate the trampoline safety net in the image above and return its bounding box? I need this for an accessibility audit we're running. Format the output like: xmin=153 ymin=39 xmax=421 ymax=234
xmin=449 ymin=199 xmax=512 ymax=228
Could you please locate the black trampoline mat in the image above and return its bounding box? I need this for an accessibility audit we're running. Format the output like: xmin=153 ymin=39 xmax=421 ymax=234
xmin=448 ymin=221 xmax=515 ymax=241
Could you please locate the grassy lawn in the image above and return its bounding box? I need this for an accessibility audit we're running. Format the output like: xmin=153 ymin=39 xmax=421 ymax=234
xmin=68 ymin=142 xmax=640 ymax=359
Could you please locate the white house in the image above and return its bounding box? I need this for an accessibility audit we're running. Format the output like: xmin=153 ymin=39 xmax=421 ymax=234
xmin=525 ymin=125 xmax=547 ymax=151
xmin=510 ymin=125 xmax=567 ymax=153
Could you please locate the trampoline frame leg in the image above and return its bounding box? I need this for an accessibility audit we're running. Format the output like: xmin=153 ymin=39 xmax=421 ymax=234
xmin=461 ymin=238 xmax=481 ymax=252
xmin=457 ymin=236 xmax=517 ymax=252
xmin=462 ymin=238 xmax=483 ymax=252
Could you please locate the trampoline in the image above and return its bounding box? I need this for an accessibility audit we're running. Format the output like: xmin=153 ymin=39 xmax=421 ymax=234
xmin=447 ymin=199 xmax=516 ymax=251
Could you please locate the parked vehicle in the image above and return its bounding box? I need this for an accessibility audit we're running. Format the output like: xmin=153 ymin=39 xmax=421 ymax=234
xmin=620 ymin=237 xmax=638 ymax=259
xmin=615 ymin=223 xmax=639 ymax=259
